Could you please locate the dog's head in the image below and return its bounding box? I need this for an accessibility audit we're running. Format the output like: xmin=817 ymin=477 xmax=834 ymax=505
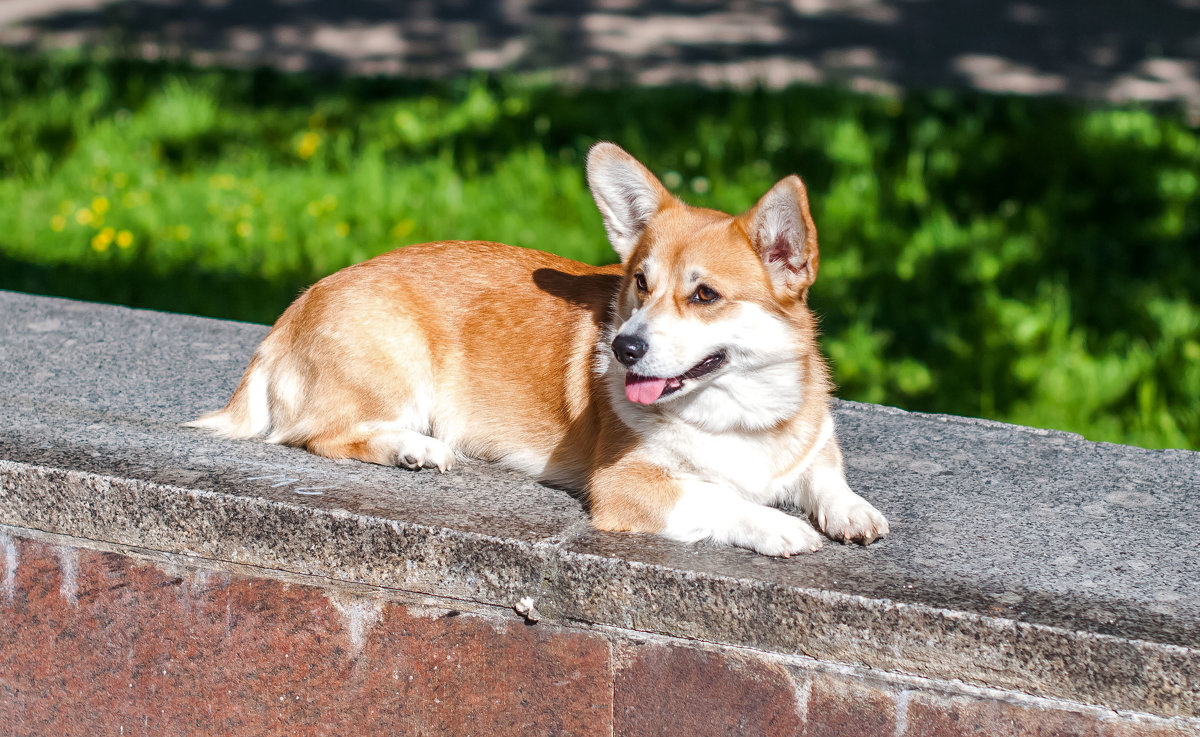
xmin=587 ymin=142 xmax=825 ymax=432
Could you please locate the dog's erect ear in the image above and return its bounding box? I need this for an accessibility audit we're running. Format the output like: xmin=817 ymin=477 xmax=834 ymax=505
xmin=586 ymin=142 xmax=673 ymax=262
xmin=741 ymin=175 xmax=819 ymax=298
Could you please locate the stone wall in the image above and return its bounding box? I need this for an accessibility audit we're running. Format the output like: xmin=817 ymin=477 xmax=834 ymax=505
xmin=1 ymin=290 xmax=1198 ymax=735
xmin=3 ymin=528 xmax=1193 ymax=736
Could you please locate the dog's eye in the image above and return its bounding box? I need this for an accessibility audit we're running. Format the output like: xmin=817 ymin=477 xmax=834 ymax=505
xmin=691 ymin=285 xmax=720 ymax=304
xmin=634 ymin=273 xmax=648 ymax=292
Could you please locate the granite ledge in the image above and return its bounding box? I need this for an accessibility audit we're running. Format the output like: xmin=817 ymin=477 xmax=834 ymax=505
xmin=1 ymin=290 xmax=1198 ymax=717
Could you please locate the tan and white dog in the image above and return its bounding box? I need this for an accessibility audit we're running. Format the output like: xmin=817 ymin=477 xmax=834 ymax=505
xmin=189 ymin=142 xmax=888 ymax=556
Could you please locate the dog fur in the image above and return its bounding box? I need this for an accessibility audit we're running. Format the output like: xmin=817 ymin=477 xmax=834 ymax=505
xmin=188 ymin=142 xmax=888 ymax=556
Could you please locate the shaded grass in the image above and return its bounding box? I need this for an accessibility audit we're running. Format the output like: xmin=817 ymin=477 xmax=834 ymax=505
xmin=1 ymin=49 xmax=1197 ymax=449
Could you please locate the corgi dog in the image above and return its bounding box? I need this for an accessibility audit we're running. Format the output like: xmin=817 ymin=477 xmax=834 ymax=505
xmin=189 ymin=142 xmax=888 ymax=556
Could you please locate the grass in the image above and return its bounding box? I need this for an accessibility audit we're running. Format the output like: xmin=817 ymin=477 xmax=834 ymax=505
xmin=1 ymin=49 xmax=1198 ymax=450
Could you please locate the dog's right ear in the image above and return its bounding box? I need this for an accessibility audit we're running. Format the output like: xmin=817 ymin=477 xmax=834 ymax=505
xmin=586 ymin=142 xmax=673 ymax=263
xmin=741 ymin=175 xmax=820 ymax=300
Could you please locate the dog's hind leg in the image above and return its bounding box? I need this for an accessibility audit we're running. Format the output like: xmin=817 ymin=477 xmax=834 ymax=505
xmin=307 ymin=422 xmax=455 ymax=472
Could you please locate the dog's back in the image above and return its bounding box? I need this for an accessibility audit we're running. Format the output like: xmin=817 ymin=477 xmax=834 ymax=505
xmin=189 ymin=241 xmax=624 ymax=481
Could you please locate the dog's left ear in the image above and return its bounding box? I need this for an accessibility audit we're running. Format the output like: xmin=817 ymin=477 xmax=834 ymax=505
xmin=741 ymin=175 xmax=819 ymax=299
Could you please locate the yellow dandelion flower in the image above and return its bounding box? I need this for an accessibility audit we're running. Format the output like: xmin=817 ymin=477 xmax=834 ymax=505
xmin=91 ymin=228 xmax=114 ymax=251
xmin=92 ymin=196 xmax=110 ymax=215
xmin=334 ymin=221 xmax=350 ymax=238
xmin=297 ymin=131 xmax=321 ymax=160
xmin=75 ymin=208 xmax=94 ymax=225
xmin=236 ymin=221 xmax=253 ymax=238
xmin=50 ymin=215 xmax=67 ymax=232
xmin=174 ymin=225 xmax=191 ymax=241
xmin=116 ymin=230 xmax=134 ymax=248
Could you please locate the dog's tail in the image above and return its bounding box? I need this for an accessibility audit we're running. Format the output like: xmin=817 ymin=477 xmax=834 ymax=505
xmin=183 ymin=354 xmax=272 ymax=439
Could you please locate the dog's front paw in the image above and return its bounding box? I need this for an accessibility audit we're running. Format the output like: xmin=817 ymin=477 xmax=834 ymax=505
xmin=816 ymin=499 xmax=889 ymax=545
xmin=743 ymin=507 xmax=824 ymax=557
xmin=386 ymin=432 xmax=455 ymax=473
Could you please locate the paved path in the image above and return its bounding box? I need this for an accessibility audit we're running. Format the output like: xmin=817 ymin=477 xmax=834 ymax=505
xmin=2 ymin=0 xmax=1199 ymax=109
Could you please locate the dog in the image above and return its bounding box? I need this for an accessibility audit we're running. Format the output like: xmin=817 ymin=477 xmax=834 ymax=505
xmin=188 ymin=142 xmax=888 ymax=556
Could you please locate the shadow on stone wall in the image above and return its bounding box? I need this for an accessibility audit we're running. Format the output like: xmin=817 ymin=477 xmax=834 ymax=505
xmin=2 ymin=0 xmax=1199 ymax=106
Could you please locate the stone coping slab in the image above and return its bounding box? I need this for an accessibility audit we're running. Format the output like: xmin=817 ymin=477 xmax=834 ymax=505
xmin=1 ymin=289 xmax=1197 ymax=717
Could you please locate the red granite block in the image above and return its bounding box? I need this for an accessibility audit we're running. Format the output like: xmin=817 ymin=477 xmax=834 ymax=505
xmin=615 ymin=641 xmax=803 ymax=737
xmin=0 ymin=535 xmax=612 ymax=737
xmin=803 ymin=673 xmax=897 ymax=737
xmin=1102 ymin=719 xmax=1200 ymax=737
xmin=905 ymin=690 xmax=1104 ymax=737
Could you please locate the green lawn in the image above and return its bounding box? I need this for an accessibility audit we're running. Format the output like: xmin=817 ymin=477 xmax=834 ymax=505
xmin=2 ymin=50 xmax=1197 ymax=450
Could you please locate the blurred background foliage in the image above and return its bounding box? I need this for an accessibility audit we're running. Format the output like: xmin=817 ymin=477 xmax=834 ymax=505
xmin=1 ymin=50 xmax=1197 ymax=450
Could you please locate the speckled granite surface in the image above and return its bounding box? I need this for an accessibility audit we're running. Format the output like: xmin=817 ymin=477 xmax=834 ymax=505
xmin=1 ymin=289 xmax=1197 ymax=716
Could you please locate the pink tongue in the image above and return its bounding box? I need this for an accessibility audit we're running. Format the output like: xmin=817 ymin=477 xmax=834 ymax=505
xmin=625 ymin=375 xmax=668 ymax=404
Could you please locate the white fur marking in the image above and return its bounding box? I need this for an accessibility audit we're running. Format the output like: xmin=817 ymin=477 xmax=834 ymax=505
xmin=244 ymin=367 xmax=271 ymax=436
xmin=268 ymin=366 xmax=303 ymax=420
xmin=776 ymin=414 xmax=832 ymax=486
xmin=800 ymin=446 xmax=890 ymax=544
xmin=663 ymin=479 xmax=822 ymax=556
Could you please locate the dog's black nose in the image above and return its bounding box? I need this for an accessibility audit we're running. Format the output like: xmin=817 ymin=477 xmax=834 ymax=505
xmin=612 ymin=334 xmax=648 ymax=367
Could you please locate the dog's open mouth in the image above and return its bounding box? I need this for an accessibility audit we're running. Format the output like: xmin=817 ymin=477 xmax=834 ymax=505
xmin=624 ymin=352 xmax=726 ymax=405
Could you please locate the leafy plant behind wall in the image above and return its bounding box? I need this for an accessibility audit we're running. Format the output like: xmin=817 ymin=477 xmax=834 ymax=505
xmin=0 ymin=51 xmax=1196 ymax=449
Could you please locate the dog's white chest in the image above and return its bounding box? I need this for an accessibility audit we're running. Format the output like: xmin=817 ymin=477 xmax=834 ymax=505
xmin=640 ymin=419 xmax=824 ymax=506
